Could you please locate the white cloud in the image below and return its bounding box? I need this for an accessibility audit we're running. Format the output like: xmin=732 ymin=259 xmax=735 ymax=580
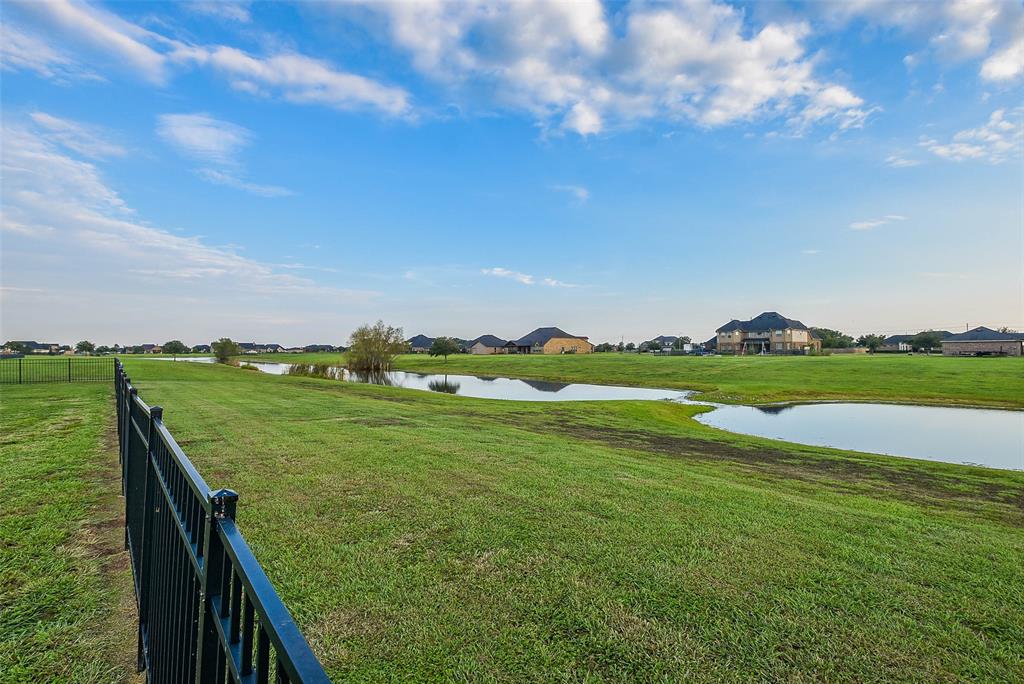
xmin=0 ymin=23 xmax=95 ymax=82
xmin=194 ymin=168 xmax=293 ymax=198
xmin=29 ymin=112 xmax=126 ymax=159
xmin=186 ymin=1 xmax=252 ymax=24
xmin=482 ymin=267 xmax=534 ymax=285
xmin=884 ymin=154 xmax=922 ymax=168
xmin=919 ymin=108 xmax=1023 ymax=163
xmin=849 ymin=215 xmax=908 ymax=230
xmin=482 ymin=267 xmax=578 ymax=287
xmin=981 ymin=36 xmax=1024 ymax=82
xmin=550 ymin=184 xmax=590 ymax=203
xmin=1 ymin=116 xmax=375 ymax=332
xmin=19 ymin=0 xmax=170 ymax=84
xmin=828 ymin=0 xmax=1024 ymax=83
xmin=350 ymin=0 xmax=870 ymax=135
xmin=157 ymin=113 xmax=251 ymax=165
xmin=801 ymin=249 xmax=820 ymax=255
xmin=157 ymin=113 xmax=293 ymax=196
xmin=10 ymin=1 xmax=410 ymax=116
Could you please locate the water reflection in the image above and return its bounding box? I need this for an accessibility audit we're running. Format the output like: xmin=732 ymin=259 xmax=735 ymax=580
xmin=428 ymin=377 xmax=461 ymax=394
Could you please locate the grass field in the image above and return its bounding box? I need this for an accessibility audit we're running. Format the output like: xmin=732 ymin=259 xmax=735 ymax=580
xmin=0 ymin=381 xmax=137 ymax=683
xmin=7 ymin=359 xmax=1019 ymax=681
xmin=237 ymin=352 xmax=1024 ymax=409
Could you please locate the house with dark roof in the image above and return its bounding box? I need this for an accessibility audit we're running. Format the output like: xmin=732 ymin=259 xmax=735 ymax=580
xmin=407 ymin=335 xmax=435 ymax=353
xmin=5 ymin=340 xmax=60 ymax=355
xmin=942 ymin=327 xmax=1024 ymax=356
xmin=715 ymin=312 xmax=821 ymax=354
xmin=880 ymin=331 xmax=953 ymax=352
xmin=191 ymin=344 xmax=211 ymax=353
xmin=505 ymin=327 xmax=593 ymax=354
xmin=641 ymin=335 xmax=678 ymax=352
xmin=468 ymin=334 xmax=508 ymax=355
xmin=236 ymin=342 xmax=284 ymax=354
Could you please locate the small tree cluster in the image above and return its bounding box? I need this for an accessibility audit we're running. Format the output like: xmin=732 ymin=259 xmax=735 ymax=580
xmin=212 ymin=338 xmax=240 ymax=364
xmin=812 ymin=328 xmax=854 ymax=349
xmin=429 ymin=337 xmax=461 ymax=362
xmin=347 ymin=321 xmax=407 ymax=372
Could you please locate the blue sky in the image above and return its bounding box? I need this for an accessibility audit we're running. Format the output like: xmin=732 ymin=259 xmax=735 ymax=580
xmin=1 ymin=0 xmax=1021 ymax=346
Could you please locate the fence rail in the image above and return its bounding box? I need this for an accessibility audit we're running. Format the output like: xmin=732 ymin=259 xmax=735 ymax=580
xmin=115 ymin=358 xmax=329 ymax=684
xmin=0 ymin=356 xmax=113 ymax=384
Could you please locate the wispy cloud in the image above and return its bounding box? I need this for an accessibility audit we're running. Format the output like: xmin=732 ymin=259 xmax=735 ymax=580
xmin=0 ymin=23 xmax=97 ymax=82
xmin=158 ymin=113 xmax=292 ymax=197
xmin=30 ymin=111 xmax=126 ymax=159
xmin=884 ymin=154 xmax=921 ymax=168
xmin=849 ymin=215 xmax=907 ymax=231
xmin=801 ymin=249 xmax=820 ymax=255
xmin=194 ymin=168 xmax=293 ymax=198
xmin=185 ymin=1 xmax=251 ymax=24
xmin=550 ymin=184 xmax=590 ymax=203
xmin=919 ymin=109 xmax=1023 ymax=164
xmin=157 ymin=113 xmax=251 ymax=165
xmin=482 ymin=267 xmax=578 ymax=287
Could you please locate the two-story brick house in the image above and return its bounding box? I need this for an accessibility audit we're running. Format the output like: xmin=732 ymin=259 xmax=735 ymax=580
xmin=715 ymin=312 xmax=821 ymax=355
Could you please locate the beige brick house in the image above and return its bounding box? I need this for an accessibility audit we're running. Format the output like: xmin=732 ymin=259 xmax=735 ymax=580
xmin=506 ymin=327 xmax=594 ymax=354
xmin=716 ymin=312 xmax=821 ymax=355
xmin=942 ymin=327 xmax=1024 ymax=356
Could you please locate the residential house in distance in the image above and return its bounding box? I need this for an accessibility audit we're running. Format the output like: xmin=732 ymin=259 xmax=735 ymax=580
xmin=192 ymin=344 xmax=211 ymax=353
xmin=880 ymin=331 xmax=953 ymax=352
xmin=407 ymin=335 xmax=435 ymax=353
xmin=236 ymin=342 xmax=285 ymax=354
xmin=641 ymin=335 xmax=678 ymax=352
xmin=303 ymin=344 xmax=337 ymax=353
xmin=942 ymin=327 xmax=1024 ymax=357
xmin=140 ymin=344 xmax=163 ymax=354
xmin=6 ymin=341 xmax=60 ymax=354
xmin=716 ymin=312 xmax=821 ymax=354
xmin=468 ymin=335 xmax=508 ymax=355
xmin=505 ymin=327 xmax=594 ymax=354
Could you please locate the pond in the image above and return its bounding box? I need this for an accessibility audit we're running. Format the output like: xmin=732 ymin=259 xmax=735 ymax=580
xmin=149 ymin=357 xmax=1023 ymax=470
xmin=696 ymin=402 xmax=1024 ymax=471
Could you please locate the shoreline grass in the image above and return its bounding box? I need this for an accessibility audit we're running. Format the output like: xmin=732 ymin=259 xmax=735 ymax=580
xmin=234 ymin=352 xmax=1024 ymax=410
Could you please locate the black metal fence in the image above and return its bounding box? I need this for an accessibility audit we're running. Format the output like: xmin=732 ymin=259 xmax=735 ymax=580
xmin=115 ymin=359 xmax=329 ymax=683
xmin=0 ymin=356 xmax=114 ymax=384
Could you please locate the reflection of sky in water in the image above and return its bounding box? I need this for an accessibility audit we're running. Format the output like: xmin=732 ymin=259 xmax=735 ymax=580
xmin=148 ymin=357 xmax=1023 ymax=470
xmin=698 ymin=403 xmax=1024 ymax=470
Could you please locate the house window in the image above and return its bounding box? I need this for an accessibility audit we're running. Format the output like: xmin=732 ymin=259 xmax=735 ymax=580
xmin=775 ymin=330 xmax=783 ymax=336
xmin=775 ymin=343 xmax=783 ymax=351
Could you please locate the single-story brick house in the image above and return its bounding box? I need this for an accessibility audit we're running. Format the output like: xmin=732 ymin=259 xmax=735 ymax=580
xmin=716 ymin=312 xmax=821 ymax=354
xmin=942 ymin=327 xmax=1024 ymax=356
xmin=505 ymin=327 xmax=593 ymax=354
xmin=407 ymin=335 xmax=435 ymax=353
xmin=880 ymin=331 xmax=953 ymax=352
xmin=468 ymin=335 xmax=508 ymax=355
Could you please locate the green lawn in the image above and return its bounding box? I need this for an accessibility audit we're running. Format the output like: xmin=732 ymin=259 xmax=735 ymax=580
xmin=0 ymin=381 xmax=137 ymax=683
xmin=238 ymin=352 xmax=1024 ymax=409
xmin=88 ymin=359 xmax=1022 ymax=682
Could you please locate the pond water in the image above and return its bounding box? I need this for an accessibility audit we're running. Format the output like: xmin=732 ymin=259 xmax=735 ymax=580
xmin=696 ymin=402 xmax=1024 ymax=471
xmin=149 ymin=357 xmax=1023 ymax=469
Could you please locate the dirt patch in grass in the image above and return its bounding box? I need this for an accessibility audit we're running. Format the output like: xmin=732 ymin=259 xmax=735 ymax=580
xmin=536 ymin=421 xmax=1024 ymax=522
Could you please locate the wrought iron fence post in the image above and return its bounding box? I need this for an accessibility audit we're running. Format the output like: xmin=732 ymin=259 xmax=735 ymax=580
xmin=196 ymin=488 xmax=239 ymax=684
xmin=67 ymin=356 xmax=72 ymax=382
xmin=136 ymin=405 xmax=162 ymax=673
xmin=18 ymin=357 xmax=22 ymax=384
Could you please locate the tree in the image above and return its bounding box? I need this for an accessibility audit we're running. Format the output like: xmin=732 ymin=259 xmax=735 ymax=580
xmin=347 ymin=320 xmax=406 ymax=372
xmin=997 ymin=326 xmax=1019 ymax=333
xmin=95 ymin=345 xmax=112 ymax=355
xmin=812 ymin=328 xmax=854 ymax=349
xmin=75 ymin=340 xmax=95 ymax=354
xmin=212 ymin=337 xmax=240 ymax=364
xmin=131 ymin=345 xmax=146 ymax=354
xmin=672 ymin=336 xmax=692 ymax=350
xmin=616 ymin=342 xmax=625 ymax=352
xmin=856 ymin=334 xmax=886 ymax=352
xmin=429 ymin=336 xmax=461 ymax=362
xmin=625 ymin=342 xmax=636 ymax=351
xmin=3 ymin=341 xmax=31 ymax=355
xmin=910 ymin=330 xmax=943 ymax=352
xmin=594 ymin=342 xmax=615 ymax=352
xmin=163 ymin=340 xmax=189 ymax=355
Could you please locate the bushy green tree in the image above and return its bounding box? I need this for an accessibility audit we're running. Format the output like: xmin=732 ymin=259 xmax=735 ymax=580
xmin=856 ymin=334 xmax=886 ymax=352
xmin=347 ymin=321 xmax=406 ymax=372
xmin=212 ymin=338 xmax=240 ymax=364
xmin=163 ymin=340 xmax=189 ymax=355
xmin=910 ymin=331 xmax=943 ymax=352
xmin=3 ymin=341 xmax=31 ymax=354
xmin=75 ymin=340 xmax=95 ymax=354
xmin=812 ymin=328 xmax=854 ymax=349
xmin=429 ymin=337 xmax=461 ymax=362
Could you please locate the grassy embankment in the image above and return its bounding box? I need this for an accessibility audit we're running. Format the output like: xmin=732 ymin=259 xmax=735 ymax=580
xmin=100 ymin=359 xmax=1021 ymax=681
xmin=240 ymin=352 xmax=1024 ymax=409
xmin=0 ymin=381 xmax=137 ymax=683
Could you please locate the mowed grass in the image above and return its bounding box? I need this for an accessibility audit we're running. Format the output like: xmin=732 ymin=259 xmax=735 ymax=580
xmin=113 ymin=359 xmax=1024 ymax=682
xmin=0 ymin=382 xmax=137 ymax=683
xmin=238 ymin=352 xmax=1024 ymax=409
